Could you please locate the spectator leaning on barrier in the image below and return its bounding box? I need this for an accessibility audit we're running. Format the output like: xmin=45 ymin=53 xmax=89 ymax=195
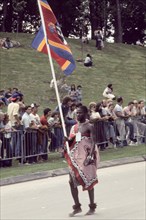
xmin=114 ymin=97 xmax=128 ymax=147
xmin=123 ymin=102 xmax=137 ymax=144
xmin=48 ymin=111 xmax=63 ymax=153
xmin=27 ymin=103 xmax=41 ymax=163
xmin=55 ymin=96 xmax=77 ymax=136
xmin=101 ymin=100 xmax=117 ymax=148
xmin=40 ymin=108 xmax=57 ymax=154
xmin=136 ymin=100 xmax=146 ymax=143
xmin=21 ymin=105 xmax=37 ymax=164
xmin=88 ymin=102 xmax=100 ymax=121
xmin=21 ymin=105 xmax=32 ymax=129
xmin=2 ymin=114 xmax=15 ymax=167
xmin=30 ymin=103 xmax=41 ymax=127
xmin=8 ymin=94 xmax=23 ymax=165
xmin=40 ymin=108 xmax=52 ymax=126
xmin=7 ymin=93 xmax=21 ymax=127
xmin=67 ymin=103 xmax=77 ymax=120
xmin=138 ymin=100 xmax=146 ymax=119
xmin=16 ymin=92 xmax=25 ymax=118
xmin=91 ymin=102 xmax=108 ymax=151
xmin=30 ymin=104 xmax=51 ymax=161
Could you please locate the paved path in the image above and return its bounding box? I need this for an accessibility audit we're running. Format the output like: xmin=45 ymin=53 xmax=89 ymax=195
xmin=1 ymin=162 xmax=145 ymax=220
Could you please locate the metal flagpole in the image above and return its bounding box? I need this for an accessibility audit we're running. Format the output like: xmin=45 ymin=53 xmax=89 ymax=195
xmin=37 ymin=0 xmax=70 ymax=154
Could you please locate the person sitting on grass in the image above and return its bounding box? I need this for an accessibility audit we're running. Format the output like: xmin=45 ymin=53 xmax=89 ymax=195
xmin=2 ymin=37 xmax=13 ymax=49
xmin=102 ymin=84 xmax=116 ymax=100
xmin=84 ymin=54 xmax=93 ymax=67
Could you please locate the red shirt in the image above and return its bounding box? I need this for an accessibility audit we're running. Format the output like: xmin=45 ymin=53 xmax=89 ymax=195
xmin=40 ymin=115 xmax=48 ymax=126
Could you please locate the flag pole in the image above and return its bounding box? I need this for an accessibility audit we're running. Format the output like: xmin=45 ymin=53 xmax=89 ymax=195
xmin=37 ymin=0 xmax=70 ymax=154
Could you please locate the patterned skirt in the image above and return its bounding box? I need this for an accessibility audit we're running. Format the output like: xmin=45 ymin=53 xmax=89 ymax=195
xmin=65 ymin=136 xmax=100 ymax=191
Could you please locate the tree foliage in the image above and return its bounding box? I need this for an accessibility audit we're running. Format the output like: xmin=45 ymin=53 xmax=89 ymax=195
xmin=121 ymin=0 xmax=146 ymax=44
xmin=0 ymin=0 xmax=145 ymax=44
xmin=48 ymin=0 xmax=83 ymax=37
xmin=0 ymin=0 xmax=39 ymax=33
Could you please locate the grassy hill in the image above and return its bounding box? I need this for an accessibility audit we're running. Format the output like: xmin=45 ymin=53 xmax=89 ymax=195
xmin=0 ymin=32 xmax=146 ymax=113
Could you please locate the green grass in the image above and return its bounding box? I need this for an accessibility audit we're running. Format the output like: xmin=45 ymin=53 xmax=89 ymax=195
xmin=0 ymin=32 xmax=146 ymax=113
xmin=0 ymin=152 xmax=67 ymax=179
xmin=0 ymin=32 xmax=146 ymax=179
xmin=0 ymin=144 xmax=145 ymax=179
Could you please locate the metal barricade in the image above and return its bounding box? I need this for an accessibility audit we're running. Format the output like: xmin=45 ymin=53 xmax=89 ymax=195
xmin=131 ymin=116 xmax=146 ymax=144
xmin=0 ymin=128 xmax=49 ymax=166
xmin=0 ymin=130 xmax=23 ymax=166
xmin=93 ymin=120 xmax=108 ymax=149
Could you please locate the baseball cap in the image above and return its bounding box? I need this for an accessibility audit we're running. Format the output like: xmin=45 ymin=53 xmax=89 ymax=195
xmin=16 ymin=92 xmax=23 ymax=97
xmin=10 ymin=93 xmax=20 ymax=101
xmin=31 ymin=103 xmax=40 ymax=108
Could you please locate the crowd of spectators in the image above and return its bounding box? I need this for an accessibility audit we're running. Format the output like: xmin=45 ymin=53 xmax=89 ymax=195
xmin=0 ymin=86 xmax=146 ymax=167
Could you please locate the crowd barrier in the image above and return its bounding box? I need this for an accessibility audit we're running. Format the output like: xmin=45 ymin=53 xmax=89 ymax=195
xmin=0 ymin=117 xmax=145 ymax=167
xmin=0 ymin=129 xmax=49 ymax=166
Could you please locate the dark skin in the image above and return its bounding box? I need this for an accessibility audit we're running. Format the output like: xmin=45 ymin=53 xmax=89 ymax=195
xmin=65 ymin=107 xmax=97 ymax=216
xmin=64 ymin=107 xmax=94 ymax=142
xmin=76 ymin=108 xmax=95 ymax=144
xmin=64 ymin=107 xmax=96 ymax=164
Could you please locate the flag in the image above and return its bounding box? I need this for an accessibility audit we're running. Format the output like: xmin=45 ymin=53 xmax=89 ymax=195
xmin=32 ymin=0 xmax=76 ymax=75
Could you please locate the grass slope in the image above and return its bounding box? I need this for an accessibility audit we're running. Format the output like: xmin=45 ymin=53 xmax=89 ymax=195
xmin=0 ymin=32 xmax=146 ymax=113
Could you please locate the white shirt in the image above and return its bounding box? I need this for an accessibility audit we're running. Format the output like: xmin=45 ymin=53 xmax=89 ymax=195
xmin=114 ymin=104 xmax=124 ymax=117
xmin=22 ymin=112 xmax=32 ymax=128
xmin=103 ymin=87 xmax=112 ymax=96
xmin=30 ymin=113 xmax=41 ymax=126
xmin=4 ymin=121 xmax=13 ymax=138
xmin=90 ymin=111 xmax=101 ymax=120
xmin=84 ymin=56 xmax=91 ymax=64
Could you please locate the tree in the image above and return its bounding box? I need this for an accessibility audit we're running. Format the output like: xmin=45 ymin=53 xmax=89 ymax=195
xmin=89 ymin=0 xmax=104 ymax=38
xmin=121 ymin=0 xmax=146 ymax=44
xmin=0 ymin=0 xmax=145 ymax=44
xmin=115 ymin=0 xmax=122 ymax=42
xmin=0 ymin=0 xmax=39 ymax=33
xmin=1 ymin=0 xmax=13 ymax=32
xmin=48 ymin=0 xmax=83 ymax=37
xmin=107 ymin=0 xmax=146 ymax=43
xmin=72 ymin=0 xmax=90 ymax=38
xmin=12 ymin=0 xmax=27 ymax=32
